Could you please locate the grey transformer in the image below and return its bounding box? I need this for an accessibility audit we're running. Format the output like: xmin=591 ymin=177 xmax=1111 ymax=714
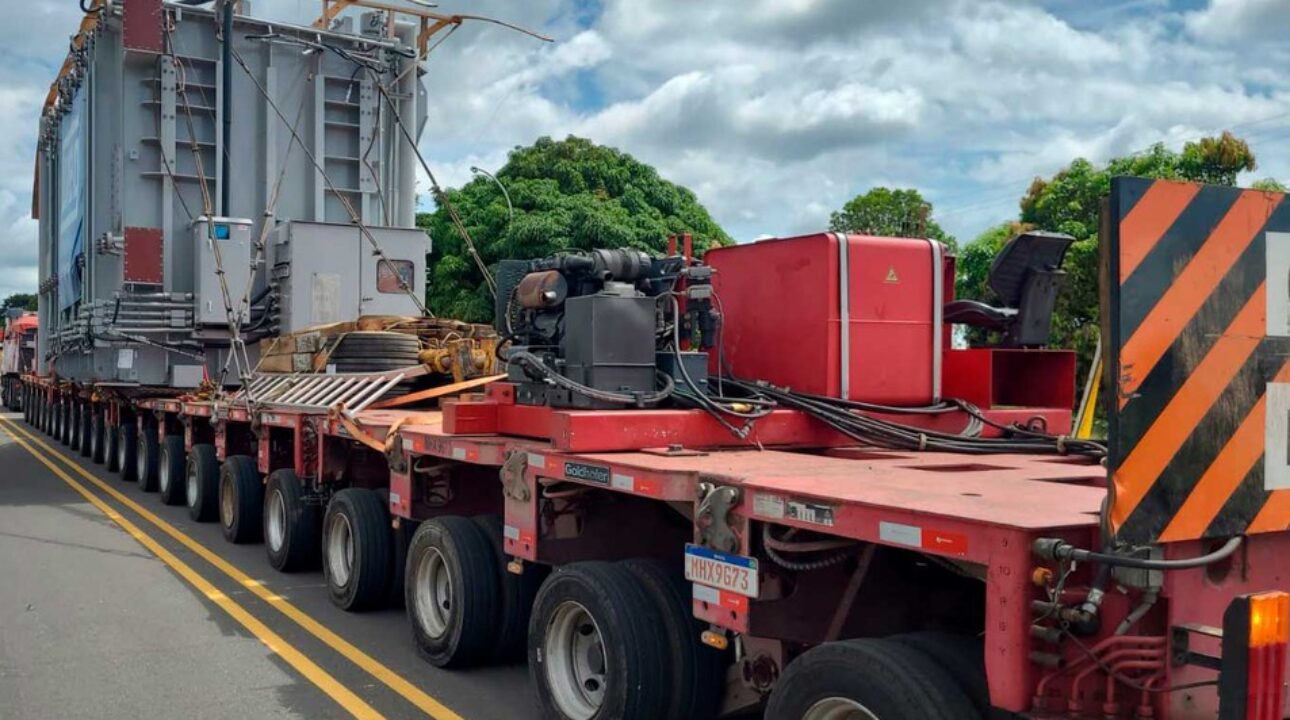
xmin=35 ymin=0 xmax=428 ymax=387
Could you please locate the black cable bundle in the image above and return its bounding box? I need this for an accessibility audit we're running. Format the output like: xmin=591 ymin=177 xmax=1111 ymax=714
xmin=724 ymin=378 xmax=1106 ymax=460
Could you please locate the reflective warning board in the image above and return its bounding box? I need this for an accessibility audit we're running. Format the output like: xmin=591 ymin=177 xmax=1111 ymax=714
xmin=1106 ymin=177 xmax=1290 ymax=545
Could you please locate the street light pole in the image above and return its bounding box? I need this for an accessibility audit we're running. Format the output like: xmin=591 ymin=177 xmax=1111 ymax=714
xmin=470 ymin=166 xmax=514 ymax=223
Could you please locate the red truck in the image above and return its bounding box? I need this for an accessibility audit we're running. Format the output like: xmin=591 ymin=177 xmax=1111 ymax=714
xmin=3 ymin=310 xmax=37 ymax=412
xmin=21 ymin=177 xmax=1290 ymax=719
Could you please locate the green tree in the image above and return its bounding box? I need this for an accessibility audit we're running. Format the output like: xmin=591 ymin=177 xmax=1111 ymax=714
xmin=957 ymin=131 xmax=1266 ymax=387
xmin=829 ymin=187 xmax=956 ymax=249
xmin=1253 ymin=177 xmax=1287 ymax=192
xmin=2 ymin=293 xmax=36 ymax=312
xmin=420 ymin=136 xmax=732 ymax=321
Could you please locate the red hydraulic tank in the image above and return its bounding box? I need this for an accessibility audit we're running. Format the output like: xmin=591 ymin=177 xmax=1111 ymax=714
xmin=707 ymin=232 xmax=947 ymax=405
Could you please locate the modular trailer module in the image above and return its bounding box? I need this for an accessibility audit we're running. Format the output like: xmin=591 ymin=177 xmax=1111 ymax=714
xmin=20 ymin=177 xmax=1290 ymax=720
xmin=18 ymin=1 xmax=1290 ymax=718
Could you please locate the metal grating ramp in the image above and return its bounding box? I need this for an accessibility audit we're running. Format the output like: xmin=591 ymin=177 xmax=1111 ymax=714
xmin=233 ymin=371 xmax=407 ymax=414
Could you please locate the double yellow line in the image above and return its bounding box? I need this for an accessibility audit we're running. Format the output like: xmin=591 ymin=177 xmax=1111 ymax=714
xmin=0 ymin=415 xmax=463 ymax=720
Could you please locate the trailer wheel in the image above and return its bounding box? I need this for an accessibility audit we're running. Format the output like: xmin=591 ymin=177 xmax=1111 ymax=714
xmin=387 ymin=518 xmax=418 ymax=608
xmin=891 ymin=631 xmax=1005 ymax=717
xmin=765 ymin=638 xmax=981 ymax=720
xmin=185 ymin=444 xmax=220 ymax=522
xmin=219 ymin=455 xmax=262 ymax=543
xmin=78 ymin=404 xmax=92 ymax=457
xmin=90 ymin=409 xmax=107 ymax=464
xmin=405 ymin=516 xmax=500 ymax=668
xmin=264 ymin=469 xmax=320 ymax=572
xmin=158 ymin=435 xmax=187 ymax=505
xmin=530 ymin=562 xmax=670 ymax=720
xmin=137 ymin=424 xmax=160 ymax=492
xmin=118 ymin=423 xmax=138 ymax=482
xmin=63 ymin=401 xmax=74 ymax=446
xmin=473 ymin=514 xmax=549 ymax=661
xmin=105 ymin=418 xmax=121 ymax=472
xmin=52 ymin=399 xmax=63 ymax=442
xmin=622 ymin=558 xmax=725 ymax=720
xmin=323 ymin=488 xmax=392 ymax=611
xmin=69 ymin=402 xmax=82 ymax=451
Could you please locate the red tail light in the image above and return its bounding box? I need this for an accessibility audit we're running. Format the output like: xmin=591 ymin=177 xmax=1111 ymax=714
xmin=1221 ymin=592 xmax=1289 ymax=720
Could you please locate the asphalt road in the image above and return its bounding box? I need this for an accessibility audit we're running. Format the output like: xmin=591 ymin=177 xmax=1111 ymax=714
xmin=0 ymin=411 xmax=533 ymax=720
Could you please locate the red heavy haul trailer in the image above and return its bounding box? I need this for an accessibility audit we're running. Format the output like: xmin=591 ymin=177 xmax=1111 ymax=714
xmin=22 ymin=177 xmax=1290 ymax=720
xmin=2 ymin=310 xmax=37 ymax=412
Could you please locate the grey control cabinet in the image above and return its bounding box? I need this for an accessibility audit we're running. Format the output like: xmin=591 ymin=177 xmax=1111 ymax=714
xmin=193 ymin=217 xmax=253 ymax=326
xmin=271 ymin=221 xmax=428 ymax=334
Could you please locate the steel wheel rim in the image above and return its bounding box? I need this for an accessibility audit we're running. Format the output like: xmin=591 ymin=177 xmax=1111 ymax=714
xmin=158 ymin=446 xmax=171 ymax=493
xmin=186 ymin=460 xmax=198 ymax=508
xmin=117 ymin=430 xmax=127 ymax=470
xmin=414 ymin=547 xmax=452 ymax=638
xmin=544 ymin=600 xmax=607 ymax=720
xmin=220 ymin=473 xmax=235 ymax=529
xmin=137 ymin=436 xmax=149 ymax=482
xmin=267 ymin=488 xmax=286 ymax=552
xmin=803 ymin=698 xmax=880 ymax=720
xmin=326 ymin=511 xmax=355 ymax=588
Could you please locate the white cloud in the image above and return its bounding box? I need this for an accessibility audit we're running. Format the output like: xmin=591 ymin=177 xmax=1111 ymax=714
xmin=2 ymin=0 xmax=1289 ymax=304
xmin=1185 ymin=0 xmax=1290 ymax=42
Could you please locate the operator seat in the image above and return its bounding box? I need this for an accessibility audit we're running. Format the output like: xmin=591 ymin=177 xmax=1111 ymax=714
xmin=943 ymin=230 xmax=1074 ymax=347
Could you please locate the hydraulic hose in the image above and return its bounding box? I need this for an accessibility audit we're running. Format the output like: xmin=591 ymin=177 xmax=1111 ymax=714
xmin=1033 ymin=535 xmax=1242 ymax=571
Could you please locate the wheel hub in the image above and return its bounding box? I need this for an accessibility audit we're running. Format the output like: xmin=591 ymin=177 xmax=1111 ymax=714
xmin=803 ymin=697 xmax=880 ymax=720
xmin=545 ymin=601 xmax=607 ymax=720
xmin=220 ymin=475 xmax=235 ymax=529
xmin=414 ymin=547 xmax=452 ymax=638
xmin=326 ymin=511 xmax=355 ymax=588
xmin=186 ymin=461 xmax=198 ymax=508
xmin=267 ymin=489 xmax=286 ymax=552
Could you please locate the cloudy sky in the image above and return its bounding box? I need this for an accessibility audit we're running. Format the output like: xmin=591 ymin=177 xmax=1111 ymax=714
xmin=2 ymin=0 xmax=1288 ymax=300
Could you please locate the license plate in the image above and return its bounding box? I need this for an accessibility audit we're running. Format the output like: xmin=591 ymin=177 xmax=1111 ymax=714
xmin=684 ymin=544 xmax=759 ymax=598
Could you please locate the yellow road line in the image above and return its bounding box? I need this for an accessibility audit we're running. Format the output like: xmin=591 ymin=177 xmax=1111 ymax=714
xmin=0 ymin=415 xmax=464 ymax=720
xmin=0 ymin=420 xmax=382 ymax=720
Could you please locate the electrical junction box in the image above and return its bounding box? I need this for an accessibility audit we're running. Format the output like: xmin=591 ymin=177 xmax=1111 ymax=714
xmin=192 ymin=217 xmax=254 ymax=326
xmin=708 ymin=232 xmax=947 ymax=406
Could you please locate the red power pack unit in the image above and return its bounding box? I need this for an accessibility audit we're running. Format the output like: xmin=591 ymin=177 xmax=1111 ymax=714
xmin=707 ymin=232 xmax=947 ymax=405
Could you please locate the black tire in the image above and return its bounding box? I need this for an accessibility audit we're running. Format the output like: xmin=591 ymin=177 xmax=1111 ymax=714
xmin=387 ymin=518 xmax=418 ymax=608
xmin=473 ymin=514 xmax=549 ymax=662
xmin=59 ymin=401 xmax=71 ymax=445
xmin=219 ymin=455 xmax=263 ymax=544
xmin=765 ymin=638 xmax=982 ymax=720
xmin=118 ymin=423 xmax=138 ymax=482
xmin=529 ymin=562 xmax=670 ymax=720
xmin=185 ymin=444 xmax=220 ymax=522
xmin=90 ymin=409 xmax=106 ymax=464
xmin=323 ymin=488 xmax=393 ymax=611
xmin=622 ymin=558 xmax=725 ymax=720
xmin=69 ymin=402 xmax=82 ymax=451
xmin=891 ymin=632 xmax=1019 ymax=719
xmin=157 ymin=434 xmax=187 ymax=505
xmin=137 ymin=423 xmax=160 ymax=492
xmin=105 ymin=417 xmax=121 ymax=472
xmin=52 ymin=400 xmax=63 ymax=441
xmin=405 ymin=516 xmax=501 ymax=668
xmin=78 ymin=405 xmax=92 ymax=457
xmin=264 ymin=469 xmax=320 ymax=572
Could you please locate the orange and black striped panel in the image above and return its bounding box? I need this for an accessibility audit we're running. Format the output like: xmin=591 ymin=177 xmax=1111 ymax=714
xmin=1107 ymin=176 xmax=1290 ymax=545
